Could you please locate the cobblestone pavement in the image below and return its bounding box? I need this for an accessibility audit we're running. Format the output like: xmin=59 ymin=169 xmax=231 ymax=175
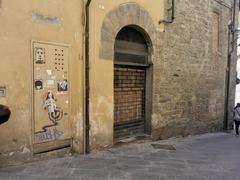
xmin=1 ymin=132 xmax=240 ymax=180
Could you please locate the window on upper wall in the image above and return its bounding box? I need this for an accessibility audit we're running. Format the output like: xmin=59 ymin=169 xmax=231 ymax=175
xmin=212 ymin=11 xmax=220 ymax=51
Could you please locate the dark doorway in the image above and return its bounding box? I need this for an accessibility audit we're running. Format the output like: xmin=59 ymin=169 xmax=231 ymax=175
xmin=114 ymin=27 xmax=149 ymax=140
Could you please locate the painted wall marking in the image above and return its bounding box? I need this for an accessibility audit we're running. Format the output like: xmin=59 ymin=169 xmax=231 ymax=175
xmin=32 ymin=12 xmax=61 ymax=25
xmin=35 ymin=129 xmax=63 ymax=141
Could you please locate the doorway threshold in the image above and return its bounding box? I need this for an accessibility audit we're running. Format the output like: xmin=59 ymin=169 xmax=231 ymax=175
xmin=114 ymin=133 xmax=151 ymax=146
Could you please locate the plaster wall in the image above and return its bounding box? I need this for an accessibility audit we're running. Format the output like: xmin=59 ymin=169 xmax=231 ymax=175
xmin=88 ymin=0 xmax=164 ymax=149
xmin=0 ymin=0 xmax=238 ymax=165
xmin=0 ymin=0 xmax=84 ymax=164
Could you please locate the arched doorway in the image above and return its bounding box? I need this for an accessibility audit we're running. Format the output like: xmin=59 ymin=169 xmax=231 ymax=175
xmin=114 ymin=26 xmax=150 ymax=140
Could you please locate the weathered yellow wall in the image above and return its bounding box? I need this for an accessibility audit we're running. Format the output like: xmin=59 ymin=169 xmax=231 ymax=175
xmin=0 ymin=0 xmax=232 ymax=165
xmin=88 ymin=0 xmax=164 ymax=149
xmin=0 ymin=0 xmax=84 ymax=163
xmin=0 ymin=0 xmax=165 ymax=163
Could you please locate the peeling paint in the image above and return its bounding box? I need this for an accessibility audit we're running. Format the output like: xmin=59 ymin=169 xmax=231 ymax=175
xmin=74 ymin=113 xmax=83 ymax=137
xmin=90 ymin=96 xmax=113 ymax=137
xmin=9 ymin=152 xmax=14 ymax=156
xmin=89 ymin=96 xmax=113 ymax=149
xmin=21 ymin=146 xmax=30 ymax=154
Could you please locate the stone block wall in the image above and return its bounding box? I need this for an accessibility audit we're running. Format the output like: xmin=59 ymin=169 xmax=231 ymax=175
xmin=151 ymin=0 xmax=235 ymax=139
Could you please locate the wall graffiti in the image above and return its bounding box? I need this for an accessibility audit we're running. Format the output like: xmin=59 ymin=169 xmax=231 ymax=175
xmin=44 ymin=91 xmax=63 ymax=122
xmin=35 ymin=80 xmax=43 ymax=90
xmin=35 ymin=91 xmax=64 ymax=141
xmin=33 ymin=42 xmax=70 ymax=145
xmin=57 ymin=79 xmax=68 ymax=92
xmin=35 ymin=129 xmax=63 ymax=141
xmin=34 ymin=47 xmax=45 ymax=64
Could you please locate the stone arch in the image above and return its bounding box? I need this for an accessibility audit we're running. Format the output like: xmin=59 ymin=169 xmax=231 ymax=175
xmin=99 ymin=3 xmax=157 ymax=60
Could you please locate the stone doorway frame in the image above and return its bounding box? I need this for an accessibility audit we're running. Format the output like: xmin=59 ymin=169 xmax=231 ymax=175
xmin=99 ymin=3 xmax=157 ymax=136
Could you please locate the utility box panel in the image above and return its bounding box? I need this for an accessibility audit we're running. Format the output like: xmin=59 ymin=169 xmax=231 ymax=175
xmin=33 ymin=42 xmax=71 ymax=148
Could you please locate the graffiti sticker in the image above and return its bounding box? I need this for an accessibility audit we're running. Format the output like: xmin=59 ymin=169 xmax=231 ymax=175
xmin=35 ymin=91 xmax=64 ymax=141
xmin=34 ymin=47 xmax=46 ymax=64
xmin=35 ymin=80 xmax=43 ymax=90
xmin=44 ymin=91 xmax=63 ymax=122
xmin=57 ymin=79 xmax=68 ymax=92
xmin=47 ymin=80 xmax=54 ymax=86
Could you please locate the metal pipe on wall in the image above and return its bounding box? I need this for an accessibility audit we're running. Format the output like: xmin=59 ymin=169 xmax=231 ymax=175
xmin=224 ymin=0 xmax=238 ymax=130
xmin=159 ymin=0 xmax=175 ymax=24
xmin=84 ymin=0 xmax=91 ymax=154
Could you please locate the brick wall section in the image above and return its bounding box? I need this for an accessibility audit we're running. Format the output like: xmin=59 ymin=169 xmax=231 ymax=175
xmin=151 ymin=0 xmax=235 ymax=139
xmin=114 ymin=66 xmax=145 ymax=124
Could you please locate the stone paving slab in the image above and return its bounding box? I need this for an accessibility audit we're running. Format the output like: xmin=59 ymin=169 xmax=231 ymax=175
xmin=1 ymin=132 xmax=240 ymax=180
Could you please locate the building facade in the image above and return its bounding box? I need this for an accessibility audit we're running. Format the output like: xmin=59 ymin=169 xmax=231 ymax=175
xmin=0 ymin=0 xmax=238 ymax=165
xmin=235 ymin=14 xmax=240 ymax=104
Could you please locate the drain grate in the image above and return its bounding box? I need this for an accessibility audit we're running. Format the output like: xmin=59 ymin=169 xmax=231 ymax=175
xmin=151 ymin=144 xmax=176 ymax=150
